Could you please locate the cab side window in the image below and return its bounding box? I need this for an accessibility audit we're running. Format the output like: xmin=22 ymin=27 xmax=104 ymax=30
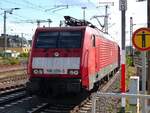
xmin=91 ymin=35 xmax=96 ymax=47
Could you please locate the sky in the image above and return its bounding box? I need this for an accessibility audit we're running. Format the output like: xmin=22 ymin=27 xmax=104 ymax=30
xmin=0 ymin=0 xmax=147 ymax=46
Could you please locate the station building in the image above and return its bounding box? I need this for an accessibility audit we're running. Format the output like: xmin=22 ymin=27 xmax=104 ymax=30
xmin=0 ymin=34 xmax=31 ymax=54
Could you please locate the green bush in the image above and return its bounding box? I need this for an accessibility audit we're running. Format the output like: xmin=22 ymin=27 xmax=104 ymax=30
xmin=126 ymin=56 xmax=133 ymax=66
xmin=3 ymin=59 xmax=9 ymax=65
xmin=0 ymin=51 xmax=4 ymax=57
xmin=19 ymin=53 xmax=29 ymax=58
xmin=8 ymin=58 xmax=20 ymax=65
xmin=134 ymin=50 xmax=141 ymax=57
xmin=0 ymin=57 xmax=20 ymax=65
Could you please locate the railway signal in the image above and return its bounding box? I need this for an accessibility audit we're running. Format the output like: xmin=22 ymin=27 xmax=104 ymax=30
xmin=132 ymin=27 xmax=150 ymax=113
xmin=132 ymin=28 xmax=150 ymax=51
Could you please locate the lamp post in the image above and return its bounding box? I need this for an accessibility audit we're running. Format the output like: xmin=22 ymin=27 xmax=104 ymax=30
xmin=2 ymin=8 xmax=20 ymax=53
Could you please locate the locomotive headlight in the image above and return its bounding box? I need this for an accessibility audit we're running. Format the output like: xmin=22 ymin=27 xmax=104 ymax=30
xmin=33 ymin=69 xmax=39 ymax=74
xmin=73 ymin=70 xmax=79 ymax=75
xmin=68 ymin=70 xmax=79 ymax=75
xmin=69 ymin=70 xmax=74 ymax=75
xmin=33 ymin=69 xmax=43 ymax=74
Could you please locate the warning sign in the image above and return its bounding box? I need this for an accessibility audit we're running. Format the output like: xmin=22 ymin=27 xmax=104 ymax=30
xmin=132 ymin=27 xmax=150 ymax=51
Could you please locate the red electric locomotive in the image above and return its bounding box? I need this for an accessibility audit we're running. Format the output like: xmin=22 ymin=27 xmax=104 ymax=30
xmin=27 ymin=16 xmax=120 ymax=95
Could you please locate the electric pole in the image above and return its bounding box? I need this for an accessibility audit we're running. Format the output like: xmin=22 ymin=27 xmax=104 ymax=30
xmin=3 ymin=11 xmax=6 ymax=52
xmin=21 ymin=33 xmax=24 ymax=47
xmin=97 ymin=2 xmax=114 ymax=34
xmin=130 ymin=17 xmax=135 ymax=66
xmin=1 ymin=8 xmax=20 ymax=53
xmin=36 ymin=19 xmax=52 ymax=27
xmin=147 ymin=0 xmax=150 ymax=106
xmin=104 ymin=5 xmax=108 ymax=33
xmin=48 ymin=19 xmax=52 ymax=27
xmin=81 ymin=7 xmax=87 ymax=25
xmin=130 ymin=17 xmax=133 ymax=56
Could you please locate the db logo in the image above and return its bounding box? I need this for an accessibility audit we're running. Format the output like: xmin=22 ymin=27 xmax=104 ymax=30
xmin=54 ymin=52 xmax=59 ymax=57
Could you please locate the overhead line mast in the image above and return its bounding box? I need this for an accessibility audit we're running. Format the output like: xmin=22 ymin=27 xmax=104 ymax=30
xmin=96 ymin=1 xmax=114 ymax=34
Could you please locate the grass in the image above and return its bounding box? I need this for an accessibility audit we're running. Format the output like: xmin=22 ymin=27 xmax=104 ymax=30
xmin=126 ymin=66 xmax=137 ymax=88
xmin=0 ymin=57 xmax=28 ymax=66
xmin=0 ymin=57 xmax=20 ymax=66
xmin=125 ymin=64 xmax=138 ymax=112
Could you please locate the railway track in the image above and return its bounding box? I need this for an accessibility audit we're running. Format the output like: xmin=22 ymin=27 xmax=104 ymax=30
xmin=0 ymin=74 xmax=27 ymax=87
xmin=0 ymin=69 xmax=120 ymax=113
xmin=70 ymin=70 xmax=121 ymax=113
xmin=0 ymin=66 xmax=27 ymax=92
xmin=19 ymin=70 xmax=120 ymax=113
xmin=0 ymin=93 xmax=47 ymax=113
xmin=0 ymin=84 xmax=43 ymax=113
xmin=0 ymin=66 xmax=26 ymax=73
xmin=0 ymin=84 xmax=25 ymax=95
xmin=0 ymin=88 xmax=26 ymax=106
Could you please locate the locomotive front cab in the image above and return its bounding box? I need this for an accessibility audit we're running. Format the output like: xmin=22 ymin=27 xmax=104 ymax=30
xmin=27 ymin=27 xmax=85 ymax=94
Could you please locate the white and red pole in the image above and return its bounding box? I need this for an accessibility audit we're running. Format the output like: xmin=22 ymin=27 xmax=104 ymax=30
xmin=119 ymin=0 xmax=127 ymax=112
xmin=121 ymin=50 xmax=126 ymax=111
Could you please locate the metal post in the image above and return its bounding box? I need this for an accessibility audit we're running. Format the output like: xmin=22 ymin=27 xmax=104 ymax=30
xmin=83 ymin=7 xmax=85 ymax=21
xmin=21 ymin=33 xmax=23 ymax=47
xmin=147 ymin=0 xmax=150 ymax=108
xmin=121 ymin=8 xmax=126 ymax=113
xmin=130 ymin=17 xmax=134 ymax=66
xmin=141 ymin=51 xmax=147 ymax=113
xmin=130 ymin=17 xmax=133 ymax=56
xmin=4 ymin=11 xmax=6 ymax=52
xmin=104 ymin=5 xmax=108 ymax=33
xmin=37 ymin=20 xmax=40 ymax=27
xmin=48 ymin=19 xmax=51 ymax=27
xmin=81 ymin=7 xmax=86 ymax=25
xmin=119 ymin=0 xmax=127 ymax=112
xmin=2 ymin=8 xmax=20 ymax=55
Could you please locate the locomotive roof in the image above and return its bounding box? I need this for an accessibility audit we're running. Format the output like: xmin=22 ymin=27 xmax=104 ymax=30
xmin=35 ymin=26 xmax=87 ymax=31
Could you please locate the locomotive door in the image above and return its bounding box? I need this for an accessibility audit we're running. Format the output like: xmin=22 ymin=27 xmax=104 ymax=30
xmin=88 ymin=35 xmax=96 ymax=90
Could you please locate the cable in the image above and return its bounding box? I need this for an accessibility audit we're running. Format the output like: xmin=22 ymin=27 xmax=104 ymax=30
xmin=1 ymin=0 xmax=46 ymax=12
xmin=1 ymin=0 xmax=28 ymax=8
xmin=12 ymin=13 xmax=31 ymax=20
xmin=23 ymin=0 xmax=45 ymax=10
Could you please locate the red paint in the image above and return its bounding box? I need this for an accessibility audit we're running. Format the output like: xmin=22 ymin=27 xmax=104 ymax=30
xmin=121 ymin=64 xmax=126 ymax=92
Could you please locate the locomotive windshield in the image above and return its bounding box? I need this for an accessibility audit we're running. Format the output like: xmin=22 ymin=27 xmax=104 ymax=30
xmin=35 ymin=31 xmax=82 ymax=48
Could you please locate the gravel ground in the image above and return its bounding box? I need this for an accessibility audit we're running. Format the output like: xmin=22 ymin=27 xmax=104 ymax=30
xmin=0 ymin=65 xmax=26 ymax=73
xmin=92 ymin=72 xmax=122 ymax=113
